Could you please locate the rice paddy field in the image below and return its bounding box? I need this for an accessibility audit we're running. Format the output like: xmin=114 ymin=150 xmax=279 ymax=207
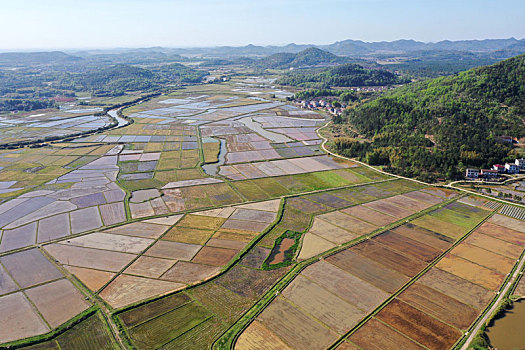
xmin=1 ymin=80 xmax=524 ymax=349
xmin=0 ymin=107 xmax=112 ymax=145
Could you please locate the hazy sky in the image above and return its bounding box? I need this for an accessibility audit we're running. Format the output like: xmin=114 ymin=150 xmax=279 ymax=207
xmin=0 ymin=0 xmax=524 ymax=50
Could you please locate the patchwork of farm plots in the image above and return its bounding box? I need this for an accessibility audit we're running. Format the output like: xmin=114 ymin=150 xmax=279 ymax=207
xmin=2 ymin=86 xmax=525 ymax=349
xmin=0 ymin=108 xmax=111 ymax=144
xmin=0 ymin=89 xmax=373 ymax=346
xmin=235 ymin=193 xmax=525 ymax=350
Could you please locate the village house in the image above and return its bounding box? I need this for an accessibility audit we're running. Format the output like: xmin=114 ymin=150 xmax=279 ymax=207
xmin=465 ymin=168 xmax=480 ymax=179
xmin=516 ymin=158 xmax=525 ymax=170
xmin=505 ymin=162 xmax=520 ymax=174
xmin=493 ymin=164 xmax=505 ymax=173
xmin=481 ymin=169 xmax=499 ymax=179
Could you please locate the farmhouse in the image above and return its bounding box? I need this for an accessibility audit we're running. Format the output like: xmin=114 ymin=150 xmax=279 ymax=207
xmin=481 ymin=169 xmax=499 ymax=179
xmin=505 ymin=162 xmax=520 ymax=174
xmin=465 ymin=168 xmax=480 ymax=179
xmin=493 ymin=164 xmax=505 ymax=173
xmin=516 ymin=158 xmax=525 ymax=170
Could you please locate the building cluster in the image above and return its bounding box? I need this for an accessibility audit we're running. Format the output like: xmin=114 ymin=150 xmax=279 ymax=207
xmin=295 ymin=99 xmax=345 ymax=116
xmin=465 ymin=158 xmax=525 ymax=180
xmin=346 ymin=86 xmax=388 ymax=92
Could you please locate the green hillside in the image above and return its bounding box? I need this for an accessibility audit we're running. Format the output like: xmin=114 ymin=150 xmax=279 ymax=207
xmin=56 ymin=64 xmax=207 ymax=96
xmin=277 ymin=63 xmax=406 ymax=88
xmin=333 ymin=54 xmax=525 ymax=181
xmin=254 ymin=47 xmax=347 ymax=69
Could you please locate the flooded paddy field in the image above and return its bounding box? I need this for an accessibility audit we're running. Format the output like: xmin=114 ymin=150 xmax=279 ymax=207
xmin=0 ymin=108 xmax=113 ymax=145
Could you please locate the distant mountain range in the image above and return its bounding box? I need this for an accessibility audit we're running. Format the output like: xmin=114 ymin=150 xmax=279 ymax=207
xmin=0 ymin=51 xmax=83 ymax=65
xmin=1 ymin=38 xmax=525 ymax=67
xmin=120 ymin=37 xmax=525 ymax=58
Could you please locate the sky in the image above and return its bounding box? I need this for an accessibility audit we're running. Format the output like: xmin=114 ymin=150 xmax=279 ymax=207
xmin=0 ymin=0 xmax=524 ymax=50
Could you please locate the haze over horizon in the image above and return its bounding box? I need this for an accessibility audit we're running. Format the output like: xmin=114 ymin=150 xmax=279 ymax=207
xmin=1 ymin=0 xmax=524 ymax=50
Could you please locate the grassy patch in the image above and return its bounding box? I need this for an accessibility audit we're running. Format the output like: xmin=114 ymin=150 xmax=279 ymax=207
xmin=117 ymin=293 xmax=192 ymax=328
xmin=128 ymin=301 xmax=211 ymax=349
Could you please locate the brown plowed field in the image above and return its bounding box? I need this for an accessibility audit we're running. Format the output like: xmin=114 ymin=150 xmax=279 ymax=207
xmin=348 ymin=318 xmax=425 ymax=350
xmin=336 ymin=341 xmax=361 ymax=350
xmin=124 ymin=256 xmax=175 ymax=278
xmin=318 ymin=211 xmax=378 ymax=235
xmin=463 ymin=233 xmax=523 ymax=259
xmin=301 ymin=260 xmax=389 ymax=312
xmin=418 ymin=268 xmax=492 ymax=310
xmin=398 ymin=282 xmax=478 ymax=329
xmin=215 ymin=266 xmax=289 ymax=300
xmin=326 ymin=249 xmax=409 ymax=293
xmin=450 ymin=243 xmax=515 ymax=274
xmin=384 ymin=195 xmax=430 ymax=211
xmin=191 ymin=246 xmax=238 ymax=266
xmin=421 ymin=187 xmax=458 ymax=199
xmin=374 ymin=231 xmax=442 ymax=262
xmin=363 ymin=200 xmax=414 ymax=218
xmin=476 ymin=222 xmax=525 ymax=246
xmin=298 ymin=233 xmax=336 ymax=260
xmin=341 ymin=205 xmax=398 ymax=226
xmin=161 ymin=261 xmax=220 ymax=284
xmin=206 ymin=238 xmax=246 ymax=250
xmin=436 ymin=254 xmax=505 ymax=290
xmin=99 ymin=275 xmax=183 ymax=309
xmin=309 ymin=218 xmax=358 ymax=244
xmin=144 ymin=241 xmax=201 ymax=261
xmin=402 ymin=191 xmax=444 ymax=206
xmin=65 ymin=266 xmax=115 ymax=292
xmin=377 ymin=299 xmax=462 ymax=350
xmin=257 ymin=297 xmax=339 ymax=350
xmin=391 ymin=224 xmax=453 ymax=250
xmin=235 ymin=320 xmax=292 ymax=350
xmin=282 ymin=275 xmax=367 ymax=334
xmin=350 ymin=240 xmax=427 ymax=277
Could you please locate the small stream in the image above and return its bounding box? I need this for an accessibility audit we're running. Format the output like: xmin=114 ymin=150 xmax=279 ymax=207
xmin=108 ymin=109 xmax=129 ymax=128
xmin=202 ymin=138 xmax=226 ymax=176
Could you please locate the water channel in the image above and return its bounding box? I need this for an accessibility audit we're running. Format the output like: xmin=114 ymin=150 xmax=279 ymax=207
xmin=108 ymin=109 xmax=129 ymax=128
xmin=201 ymin=138 xmax=227 ymax=176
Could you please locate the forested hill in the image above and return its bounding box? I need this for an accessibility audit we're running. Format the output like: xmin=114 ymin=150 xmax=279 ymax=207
xmin=334 ymin=54 xmax=525 ymax=181
xmin=277 ymin=63 xmax=406 ymax=88
xmin=54 ymin=63 xmax=207 ymax=96
xmin=253 ymin=48 xmax=348 ymax=69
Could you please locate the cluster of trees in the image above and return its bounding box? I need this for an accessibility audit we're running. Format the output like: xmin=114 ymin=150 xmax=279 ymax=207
xmin=0 ymin=63 xmax=208 ymax=111
xmin=389 ymin=58 xmax=499 ymax=78
xmin=0 ymin=99 xmax=58 ymax=112
xmin=55 ymin=63 xmax=208 ymax=96
xmin=334 ymin=54 xmax=525 ymax=181
xmin=277 ymin=63 xmax=407 ymax=88
xmin=292 ymin=89 xmax=359 ymax=103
